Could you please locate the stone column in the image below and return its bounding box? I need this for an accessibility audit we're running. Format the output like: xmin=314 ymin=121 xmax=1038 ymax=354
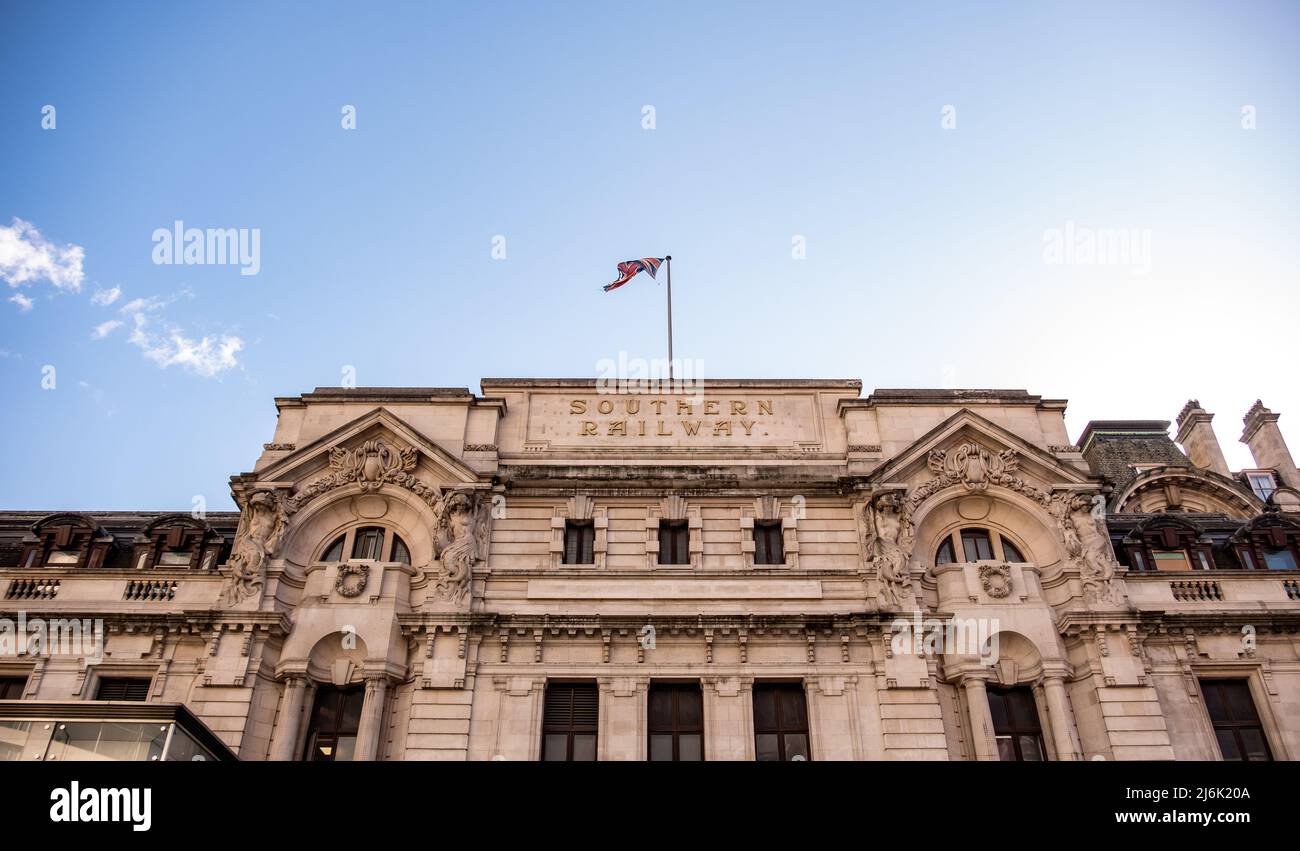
xmin=268 ymin=675 xmax=308 ymax=761
xmin=1041 ymin=671 xmax=1080 ymax=761
xmin=353 ymin=676 xmax=390 ymax=762
xmin=962 ymin=674 xmax=998 ymax=761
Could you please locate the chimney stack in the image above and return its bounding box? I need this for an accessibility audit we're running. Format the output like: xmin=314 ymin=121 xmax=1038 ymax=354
xmin=1175 ymin=400 xmax=1230 ymax=476
xmin=1241 ymin=400 xmax=1300 ymax=490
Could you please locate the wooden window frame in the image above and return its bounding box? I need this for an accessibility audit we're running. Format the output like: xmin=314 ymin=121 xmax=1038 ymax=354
xmin=752 ymin=682 xmax=811 ymax=761
xmin=303 ymin=683 xmax=365 ymax=762
xmin=647 ymin=683 xmax=704 ymax=762
xmin=1199 ymin=678 xmax=1273 ymax=761
xmin=563 ymin=521 xmax=596 ymax=566
xmin=658 ymin=520 xmax=690 ymax=566
xmin=987 ymin=685 xmax=1046 ymax=761
xmin=540 ymin=681 xmax=598 ymax=761
xmin=753 ymin=521 xmax=785 ymax=566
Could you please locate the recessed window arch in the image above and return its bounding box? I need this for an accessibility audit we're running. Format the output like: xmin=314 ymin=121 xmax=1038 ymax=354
xmin=314 ymin=525 xmax=413 ymax=563
xmin=934 ymin=526 xmax=1031 ymax=564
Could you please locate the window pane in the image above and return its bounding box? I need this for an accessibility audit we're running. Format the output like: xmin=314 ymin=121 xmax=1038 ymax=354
xmin=542 ymin=734 xmax=569 ymax=761
xmin=962 ymin=530 xmax=993 ymax=561
xmin=755 ymin=733 xmax=780 ymax=762
xmin=1018 ymin=735 xmax=1044 ymax=761
xmin=783 ymin=733 xmax=810 ymax=761
xmin=935 ymin=537 xmax=955 ymax=565
xmin=752 ymin=688 xmax=777 ymax=731
xmin=648 ymin=689 xmax=674 ymax=728
xmin=996 ymin=736 xmax=1016 ymax=761
xmin=1201 ymin=682 xmax=1227 ymax=722
xmin=339 ymin=689 xmax=364 ymax=732
xmin=649 ymin=734 xmax=674 ymax=761
xmin=677 ymin=734 xmax=702 ymax=761
xmin=779 ymin=688 xmax=808 ymax=729
xmin=391 ymin=536 xmax=411 ymax=565
xmin=1152 ymin=550 xmax=1191 ymax=571
xmin=1237 ymin=728 xmax=1270 ymax=761
xmin=1262 ymin=548 xmax=1298 ymax=570
xmin=1215 ymin=729 xmax=1243 ymax=761
xmin=572 ymin=734 xmax=597 ymax=762
xmin=986 ymin=690 xmax=1010 ymax=731
xmin=334 ymin=736 xmax=356 ymax=762
xmin=322 ymin=536 xmax=345 ymax=562
xmin=676 ymin=689 xmax=703 ymax=727
xmin=755 ymin=523 xmax=784 ymax=565
xmin=564 ymin=523 xmax=594 ymax=565
xmin=659 ymin=522 xmax=689 ymax=564
xmin=1000 ymin=538 xmax=1027 ymax=563
xmin=351 ymin=528 xmax=384 ymax=560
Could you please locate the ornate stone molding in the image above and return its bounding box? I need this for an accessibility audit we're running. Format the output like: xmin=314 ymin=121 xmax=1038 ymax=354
xmin=335 ymin=563 xmax=369 ymax=598
xmin=263 ymin=442 xmax=296 ymax=451
xmin=287 ymin=438 xmax=444 ymax=512
xmin=979 ymin=563 xmax=1012 ymax=598
xmin=464 ymin=444 xmax=497 ymax=452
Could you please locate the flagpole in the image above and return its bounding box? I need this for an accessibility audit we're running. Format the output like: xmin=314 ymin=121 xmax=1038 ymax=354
xmin=665 ymin=255 xmax=674 ymax=380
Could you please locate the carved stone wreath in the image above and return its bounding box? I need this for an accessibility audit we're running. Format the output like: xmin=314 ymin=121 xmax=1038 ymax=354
xmin=335 ymin=563 xmax=370 ymax=598
xmin=979 ymin=563 xmax=1013 ymax=598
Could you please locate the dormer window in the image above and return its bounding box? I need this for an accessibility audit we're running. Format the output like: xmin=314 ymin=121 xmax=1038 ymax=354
xmin=1246 ymin=471 xmax=1277 ymax=502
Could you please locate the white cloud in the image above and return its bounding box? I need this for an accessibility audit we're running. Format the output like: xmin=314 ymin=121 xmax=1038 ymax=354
xmin=91 ymin=319 xmax=124 ymax=340
xmin=91 ymin=285 xmax=121 ymax=306
xmin=0 ymin=218 xmax=85 ymax=292
xmin=126 ymin=310 xmax=243 ymax=377
xmin=9 ymin=293 xmax=34 ymax=312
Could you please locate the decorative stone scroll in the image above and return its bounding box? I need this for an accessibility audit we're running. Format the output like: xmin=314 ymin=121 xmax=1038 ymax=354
xmin=287 ymin=439 xmax=442 ymax=512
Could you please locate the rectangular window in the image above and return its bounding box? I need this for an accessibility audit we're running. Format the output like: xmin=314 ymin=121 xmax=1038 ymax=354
xmin=648 ymin=683 xmax=703 ymax=761
xmin=1247 ymin=473 xmax=1276 ymax=502
xmin=541 ymin=682 xmax=598 ymax=761
xmin=95 ymin=677 xmax=151 ymax=701
xmin=1262 ymin=547 xmax=1298 ymax=570
xmin=753 ymin=521 xmax=785 ymax=565
xmin=987 ymin=686 xmax=1045 ymax=761
xmin=961 ymin=529 xmax=994 ymax=562
xmin=563 ymin=521 xmax=595 ymax=565
xmin=304 ymin=685 xmax=365 ymax=761
xmin=0 ymin=676 xmax=27 ymax=700
xmin=752 ymin=683 xmax=810 ymax=761
xmin=658 ymin=521 xmax=690 ymax=565
xmin=351 ymin=528 xmax=385 ymax=561
xmin=1201 ymin=679 xmax=1272 ymax=761
xmin=1152 ymin=549 xmax=1192 ymax=571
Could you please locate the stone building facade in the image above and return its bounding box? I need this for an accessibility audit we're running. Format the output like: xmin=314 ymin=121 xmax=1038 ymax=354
xmin=2 ymin=380 xmax=1299 ymax=761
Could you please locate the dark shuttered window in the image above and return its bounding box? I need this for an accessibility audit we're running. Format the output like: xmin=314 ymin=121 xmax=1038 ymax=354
xmin=753 ymin=683 xmax=810 ymax=761
xmin=95 ymin=677 xmax=151 ymax=701
xmin=648 ymin=683 xmax=703 ymax=761
xmin=753 ymin=521 xmax=785 ymax=565
xmin=1202 ymin=679 xmax=1272 ymax=761
xmin=987 ymin=686 xmax=1045 ymax=761
xmin=563 ymin=521 xmax=595 ymax=565
xmin=541 ymin=682 xmax=598 ymax=761
xmin=658 ymin=521 xmax=689 ymax=565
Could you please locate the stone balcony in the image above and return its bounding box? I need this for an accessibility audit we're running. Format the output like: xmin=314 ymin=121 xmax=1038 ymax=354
xmin=1124 ymin=570 xmax=1300 ymax=612
xmin=0 ymin=569 xmax=223 ymax=613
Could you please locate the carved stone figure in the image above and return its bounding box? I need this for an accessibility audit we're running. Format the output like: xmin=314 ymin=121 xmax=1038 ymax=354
xmin=1051 ymin=492 xmax=1120 ymax=603
xmin=863 ymin=492 xmax=915 ymax=608
xmin=430 ymin=490 xmax=490 ymax=604
xmin=223 ymin=489 xmax=288 ymax=606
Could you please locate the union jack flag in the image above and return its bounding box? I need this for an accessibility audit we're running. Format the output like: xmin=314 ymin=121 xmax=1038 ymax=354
xmin=602 ymin=257 xmax=664 ymax=292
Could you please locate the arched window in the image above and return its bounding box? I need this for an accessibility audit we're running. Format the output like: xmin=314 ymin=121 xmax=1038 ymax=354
xmin=321 ymin=535 xmax=345 ymax=562
xmin=350 ymin=527 xmax=385 ymax=561
xmin=934 ymin=527 xmax=1031 ymax=564
xmin=391 ymin=535 xmax=411 ymax=565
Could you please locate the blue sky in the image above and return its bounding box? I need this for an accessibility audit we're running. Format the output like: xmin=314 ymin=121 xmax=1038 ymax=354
xmin=2 ymin=0 xmax=1297 ymax=510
